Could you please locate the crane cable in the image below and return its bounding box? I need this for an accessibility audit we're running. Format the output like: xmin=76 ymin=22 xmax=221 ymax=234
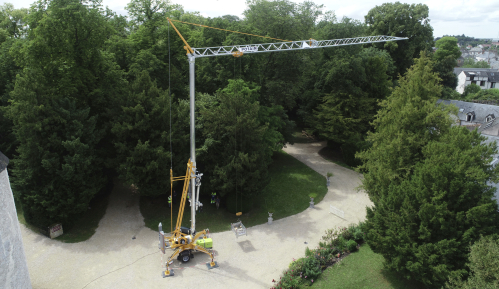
xmin=168 ymin=20 xmax=173 ymax=233
xmin=168 ymin=18 xmax=292 ymax=43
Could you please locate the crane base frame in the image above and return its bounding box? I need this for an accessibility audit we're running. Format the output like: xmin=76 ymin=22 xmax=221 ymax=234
xmin=206 ymin=261 xmax=219 ymax=269
xmin=162 ymin=269 xmax=174 ymax=278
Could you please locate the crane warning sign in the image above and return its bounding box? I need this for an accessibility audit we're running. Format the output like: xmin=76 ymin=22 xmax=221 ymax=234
xmin=238 ymin=46 xmax=258 ymax=53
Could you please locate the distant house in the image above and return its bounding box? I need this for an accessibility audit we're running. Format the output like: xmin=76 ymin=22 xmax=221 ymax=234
xmin=454 ymin=68 xmax=499 ymax=94
xmin=437 ymin=99 xmax=499 ymax=135
xmin=478 ymin=44 xmax=484 ymax=49
xmin=483 ymin=44 xmax=492 ymax=48
xmin=467 ymin=45 xmax=472 ymax=49
xmin=469 ymin=47 xmax=483 ymax=55
xmin=492 ymin=41 xmax=499 ymax=46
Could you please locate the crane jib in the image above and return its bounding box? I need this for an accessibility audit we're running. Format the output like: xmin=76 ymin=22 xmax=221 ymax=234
xmin=191 ymin=36 xmax=408 ymax=58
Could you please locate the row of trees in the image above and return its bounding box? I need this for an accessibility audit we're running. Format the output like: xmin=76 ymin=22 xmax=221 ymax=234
xmin=0 ymin=0 xmax=439 ymax=227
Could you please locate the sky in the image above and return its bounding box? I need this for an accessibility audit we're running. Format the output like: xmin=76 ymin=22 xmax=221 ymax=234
xmin=3 ymin=0 xmax=499 ymax=39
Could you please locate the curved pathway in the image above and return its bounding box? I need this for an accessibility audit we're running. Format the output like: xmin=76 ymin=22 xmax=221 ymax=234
xmin=20 ymin=141 xmax=372 ymax=289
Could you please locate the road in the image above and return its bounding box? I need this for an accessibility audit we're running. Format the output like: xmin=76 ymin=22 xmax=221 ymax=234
xmin=21 ymin=141 xmax=372 ymax=289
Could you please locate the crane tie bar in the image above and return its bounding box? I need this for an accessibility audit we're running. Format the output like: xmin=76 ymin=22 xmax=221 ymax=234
xmin=167 ymin=18 xmax=292 ymax=43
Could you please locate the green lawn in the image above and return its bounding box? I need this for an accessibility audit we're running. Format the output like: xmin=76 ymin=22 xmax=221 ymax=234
xmin=16 ymin=183 xmax=111 ymax=243
xmin=302 ymin=244 xmax=425 ymax=289
xmin=140 ymin=150 xmax=328 ymax=233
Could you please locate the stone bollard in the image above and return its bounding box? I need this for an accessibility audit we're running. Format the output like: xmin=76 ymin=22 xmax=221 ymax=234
xmin=268 ymin=212 xmax=273 ymax=225
xmin=309 ymin=197 xmax=314 ymax=208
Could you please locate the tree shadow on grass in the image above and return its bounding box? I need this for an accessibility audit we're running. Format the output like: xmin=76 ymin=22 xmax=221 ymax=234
xmin=380 ymin=269 xmax=427 ymax=289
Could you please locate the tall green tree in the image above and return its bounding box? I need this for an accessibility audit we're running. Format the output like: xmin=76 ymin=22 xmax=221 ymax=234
xmin=199 ymin=82 xmax=272 ymax=212
xmin=357 ymin=53 xmax=499 ymax=288
xmin=434 ymin=37 xmax=461 ymax=61
xmin=112 ymin=70 xmax=189 ymax=196
xmin=365 ymin=2 xmax=434 ymax=77
xmin=433 ymin=37 xmax=460 ymax=90
xmin=8 ymin=0 xmax=124 ymax=227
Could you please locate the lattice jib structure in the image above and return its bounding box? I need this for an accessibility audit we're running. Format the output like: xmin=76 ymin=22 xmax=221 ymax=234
xmin=190 ymin=35 xmax=408 ymax=58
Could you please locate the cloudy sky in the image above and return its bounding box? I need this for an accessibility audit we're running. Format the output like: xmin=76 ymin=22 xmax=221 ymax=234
xmin=3 ymin=0 xmax=499 ymax=39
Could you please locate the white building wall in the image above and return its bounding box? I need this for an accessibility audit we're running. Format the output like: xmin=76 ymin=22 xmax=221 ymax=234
xmin=457 ymin=71 xmax=467 ymax=94
xmin=0 ymin=167 xmax=32 ymax=289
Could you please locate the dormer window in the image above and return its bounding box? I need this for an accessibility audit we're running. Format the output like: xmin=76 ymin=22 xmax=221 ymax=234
xmin=485 ymin=114 xmax=495 ymax=122
xmin=466 ymin=111 xmax=475 ymax=122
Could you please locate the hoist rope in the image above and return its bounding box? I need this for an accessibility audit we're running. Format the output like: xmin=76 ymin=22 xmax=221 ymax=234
xmin=168 ymin=18 xmax=292 ymax=43
xmin=168 ymin=20 xmax=173 ymax=233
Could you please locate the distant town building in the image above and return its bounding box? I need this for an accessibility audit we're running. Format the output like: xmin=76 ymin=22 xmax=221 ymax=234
xmin=469 ymin=47 xmax=483 ymax=55
xmin=454 ymin=68 xmax=499 ymax=94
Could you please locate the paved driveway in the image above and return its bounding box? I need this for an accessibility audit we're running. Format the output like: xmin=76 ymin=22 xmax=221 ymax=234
xmin=21 ymin=141 xmax=372 ymax=289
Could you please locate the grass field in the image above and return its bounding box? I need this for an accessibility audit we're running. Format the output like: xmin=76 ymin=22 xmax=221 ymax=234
xmin=140 ymin=149 xmax=328 ymax=233
xmin=302 ymin=244 xmax=425 ymax=289
xmin=16 ymin=184 xmax=111 ymax=243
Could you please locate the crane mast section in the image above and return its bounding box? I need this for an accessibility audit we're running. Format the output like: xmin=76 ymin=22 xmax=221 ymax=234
xmin=191 ymin=35 xmax=408 ymax=58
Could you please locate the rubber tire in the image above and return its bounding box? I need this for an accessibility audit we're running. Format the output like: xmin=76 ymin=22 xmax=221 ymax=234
xmin=181 ymin=253 xmax=190 ymax=263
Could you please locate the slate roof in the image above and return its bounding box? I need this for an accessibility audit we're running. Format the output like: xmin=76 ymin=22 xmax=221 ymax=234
xmin=453 ymin=67 xmax=499 ymax=77
xmin=437 ymin=99 xmax=499 ymax=123
xmin=0 ymin=150 xmax=8 ymax=173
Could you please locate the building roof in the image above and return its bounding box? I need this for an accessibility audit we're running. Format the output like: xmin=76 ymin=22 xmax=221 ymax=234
xmin=453 ymin=67 xmax=499 ymax=76
xmin=0 ymin=151 xmax=8 ymax=173
xmin=437 ymin=99 xmax=499 ymax=123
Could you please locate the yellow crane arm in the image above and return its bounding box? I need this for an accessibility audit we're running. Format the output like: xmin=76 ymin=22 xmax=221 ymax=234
xmin=167 ymin=17 xmax=194 ymax=55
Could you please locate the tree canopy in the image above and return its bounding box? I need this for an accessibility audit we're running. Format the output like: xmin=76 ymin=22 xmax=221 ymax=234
xmin=365 ymin=2 xmax=434 ymax=77
xmin=357 ymin=53 xmax=499 ymax=288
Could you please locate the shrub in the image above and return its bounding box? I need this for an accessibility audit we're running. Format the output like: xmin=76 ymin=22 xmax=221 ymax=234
xmin=303 ymin=256 xmax=321 ymax=281
xmin=354 ymin=229 xmax=364 ymax=242
xmin=305 ymin=247 xmax=313 ymax=257
xmin=333 ymin=236 xmax=348 ymax=252
xmin=289 ymin=258 xmax=305 ymax=276
xmin=272 ymin=269 xmax=301 ymax=289
xmin=347 ymin=240 xmax=358 ymax=252
xmin=343 ymin=225 xmax=355 ymax=240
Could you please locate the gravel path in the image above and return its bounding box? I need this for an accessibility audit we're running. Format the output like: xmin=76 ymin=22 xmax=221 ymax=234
xmin=21 ymin=141 xmax=372 ymax=289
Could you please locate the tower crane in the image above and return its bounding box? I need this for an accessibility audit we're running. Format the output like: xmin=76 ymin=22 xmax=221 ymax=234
xmin=159 ymin=17 xmax=408 ymax=278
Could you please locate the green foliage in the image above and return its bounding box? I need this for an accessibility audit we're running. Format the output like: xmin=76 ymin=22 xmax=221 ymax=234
xmin=441 ymin=86 xmax=462 ymax=100
xmin=365 ymin=2 xmax=434 ymax=76
xmin=463 ymin=83 xmax=482 ymax=98
xmin=347 ymin=239 xmax=358 ymax=252
xmin=434 ymin=55 xmax=458 ymax=89
xmin=303 ymin=256 xmax=322 ymax=281
xmin=8 ymin=0 xmax=124 ymax=227
xmin=463 ymin=58 xmax=491 ymax=68
xmin=312 ymin=52 xmax=391 ymax=146
xmin=272 ymin=270 xmax=302 ymax=289
xmin=434 ymin=37 xmax=461 ymax=61
xmin=199 ymin=85 xmax=272 ymax=210
xmin=111 ymin=70 xmax=187 ymax=196
xmin=446 ymin=235 xmax=499 ymax=288
xmin=465 ymin=88 xmax=499 ymax=101
xmin=357 ymin=52 xmax=499 ymax=288
xmin=305 ymin=246 xmax=313 ymax=257
xmin=289 ymin=257 xmax=306 ymax=275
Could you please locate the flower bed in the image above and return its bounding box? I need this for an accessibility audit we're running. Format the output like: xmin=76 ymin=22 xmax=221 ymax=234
xmin=270 ymin=222 xmax=365 ymax=289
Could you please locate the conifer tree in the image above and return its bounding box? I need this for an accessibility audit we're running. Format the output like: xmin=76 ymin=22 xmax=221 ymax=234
xmin=357 ymin=53 xmax=499 ymax=288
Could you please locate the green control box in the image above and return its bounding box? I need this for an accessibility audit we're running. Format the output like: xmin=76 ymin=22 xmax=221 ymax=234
xmin=196 ymin=238 xmax=213 ymax=249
